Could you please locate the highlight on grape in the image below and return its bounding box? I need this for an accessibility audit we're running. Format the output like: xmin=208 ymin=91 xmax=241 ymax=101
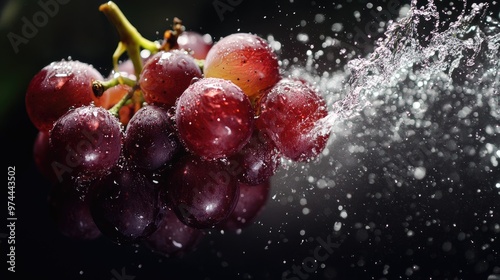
xmin=25 ymin=1 xmax=333 ymax=256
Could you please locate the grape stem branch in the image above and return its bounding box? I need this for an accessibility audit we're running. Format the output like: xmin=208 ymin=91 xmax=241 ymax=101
xmin=98 ymin=1 xmax=186 ymax=121
xmin=92 ymin=75 xmax=137 ymax=97
xmin=108 ymin=84 xmax=140 ymax=118
xmin=99 ymin=1 xmax=160 ymax=78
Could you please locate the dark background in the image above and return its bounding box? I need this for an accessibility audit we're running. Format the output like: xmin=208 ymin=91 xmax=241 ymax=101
xmin=1 ymin=0 xmax=500 ymax=279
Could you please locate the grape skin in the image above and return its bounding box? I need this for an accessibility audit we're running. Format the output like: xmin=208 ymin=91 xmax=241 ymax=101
xmin=175 ymin=77 xmax=255 ymax=160
xmin=25 ymin=60 xmax=107 ymax=132
xmin=228 ymin=130 xmax=280 ymax=185
xmin=203 ymin=33 xmax=280 ymax=100
xmin=48 ymin=179 xmax=101 ymax=240
xmin=140 ymin=50 xmax=203 ymax=108
xmin=257 ymin=78 xmax=329 ymax=162
xmin=143 ymin=206 xmax=204 ymax=257
xmin=164 ymin=154 xmax=240 ymax=229
xmin=49 ymin=105 xmax=122 ymax=181
xmin=220 ymin=180 xmax=271 ymax=232
xmin=123 ymin=105 xmax=180 ymax=170
xmin=90 ymin=164 xmax=161 ymax=245
xmin=33 ymin=131 xmax=57 ymax=183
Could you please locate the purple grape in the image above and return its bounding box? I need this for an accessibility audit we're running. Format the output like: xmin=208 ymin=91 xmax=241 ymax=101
xmin=228 ymin=129 xmax=281 ymax=185
xmin=123 ymin=105 xmax=180 ymax=170
xmin=220 ymin=180 xmax=271 ymax=232
xmin=49 ymin=105 xmax=122 ymax=181
xmin=33 ymin=131 xmax=57 ymax=183
xmin=90 ymin=164 xmax=161 ymax=245
xmin=48 ymin=179 xmax=101 ymax=240
xmin=164 ymin=154 xmax=240 ymax=229
xmin=143 ymin=206 xmax=204 ymax=257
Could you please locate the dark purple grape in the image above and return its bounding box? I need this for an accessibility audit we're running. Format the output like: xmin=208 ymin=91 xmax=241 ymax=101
xmin=220 ymin=180 xmax=271 ymax=232
xmin=33 ymin=131 xmax=57 ymax=183
xmin=90 ymin=165 xmax=161 ymax=245
xmin=139 ymin=49 xmax=203 ymax=108
xmin=228 ymin=129 xmax=281 ymax=185
xmin=175 ymin=77 xmax=254 ymax=159
xmin=123 ymin=105 xmax=180 ymax=170
xmin=48 ymin=179 xmax=101 ymax=240
xmin=49 ymin=105 xmax=122 ymax=181
xmin=25 ymin=59 xmax=107 ymax=132
xmin=143 ymin=206 xmax=204 ymax=257
xmin=164 ymin=154 xmax=240 ymax=229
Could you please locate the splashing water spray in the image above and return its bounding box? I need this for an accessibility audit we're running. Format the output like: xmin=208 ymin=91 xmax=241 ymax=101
xmin=297 ymin=0 xmax=500 ymax=181
xmin=272 ymin=0 xmax=500 ymax=277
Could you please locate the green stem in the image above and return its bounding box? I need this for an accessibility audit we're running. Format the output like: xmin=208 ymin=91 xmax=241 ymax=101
xmin=92 ymin=75 xmax=137 ymax=97
xmin=99 ymin=1 xmax=160 ymax=77
xmin=108 ymin=84 xmax=140 ymax=117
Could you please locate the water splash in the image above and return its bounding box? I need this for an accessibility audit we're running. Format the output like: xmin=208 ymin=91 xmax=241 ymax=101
xmin=288 ymin=0 xmax=500 ymax=186
xmin=313 ymin=0 xmax=496 ymax=132
xmin=269 ymin=0 xmax=500 ymax=210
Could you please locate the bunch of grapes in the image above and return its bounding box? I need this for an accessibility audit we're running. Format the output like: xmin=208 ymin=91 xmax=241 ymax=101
xmin=27 ymin=1 xmax=330 ymax=257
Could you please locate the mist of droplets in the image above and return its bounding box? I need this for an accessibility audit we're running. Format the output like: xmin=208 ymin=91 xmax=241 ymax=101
xmin=259 ymin=0 xmax=500 ymax=278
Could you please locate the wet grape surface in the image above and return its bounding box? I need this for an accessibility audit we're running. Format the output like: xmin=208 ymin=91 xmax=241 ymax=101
xmin=3 ymin=0 xmax=500 ymax=279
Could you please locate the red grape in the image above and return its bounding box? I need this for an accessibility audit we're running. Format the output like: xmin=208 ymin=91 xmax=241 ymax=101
xmin=49 ymin=105 xmax=122 ymax=181
xmin=143 ymin=206 xmax=204 ymax=257
xmin=256 ymin=78 xmax=329 ymax=162
xmin=25 ymin=60 xmax=107 ymax=132
xmin=176 ymin=31 xmax=213 ymax=60
xmin=175 ymin=77 xmax=254 ymax=159
xmin=203 ymin=33 xmax=280 ymax=100
xmin=228 ymin=130 xmax=280 ymax=185
xmin=139 ymin=49 xmax=203 ymax=108
xmin=123 ymin=105 xmax=180 ymax=170
xmin=90 ymin=164 xmax=161 ymax=245
xmin=164 ymin=154 xmax=239 ymax=229
xmin=33 ymin=131 xmax=57 ymax=183
xmin=48 ymin=179 xmax=101 ymax=240
xmin=220 ymin=180 xmax=271 ymax=232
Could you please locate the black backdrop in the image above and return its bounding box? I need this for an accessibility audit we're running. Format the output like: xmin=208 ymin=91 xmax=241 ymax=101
xmin=1 ymin=0 xmax=500 ymax=279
